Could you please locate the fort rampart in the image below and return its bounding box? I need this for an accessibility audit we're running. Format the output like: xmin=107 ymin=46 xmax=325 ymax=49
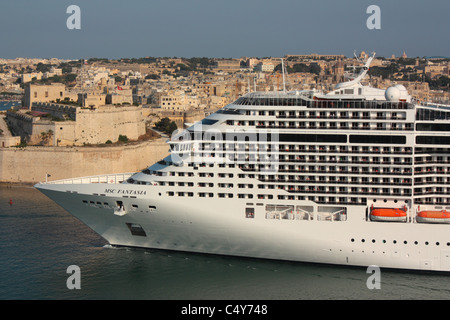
xmin=0 ymin=138 xmax=169 ymax=184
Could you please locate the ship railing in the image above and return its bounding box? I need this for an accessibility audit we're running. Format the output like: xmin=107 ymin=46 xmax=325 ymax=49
xmin=44 ymin=172 xmax=135 ymax=185
xmin=235 ymin=94 xmax=414 ymax=109
xmin=422 ymin=101 xmax=450 ymax=108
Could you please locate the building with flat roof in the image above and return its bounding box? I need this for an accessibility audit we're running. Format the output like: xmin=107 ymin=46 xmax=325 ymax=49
xmin=213 ymin=59 xmax=241 ymax=72
xmin=6 ymin=102 xmax=146 ymax=146
xmin=23 ymin=83 xmax=66 ymax=109
xmin=254 ymin=62 xmax=275 ymax=73
xmin=285 ymin=53 xmax=345 ymax=60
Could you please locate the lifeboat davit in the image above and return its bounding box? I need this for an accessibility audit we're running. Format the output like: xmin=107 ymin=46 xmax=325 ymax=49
xmin=370 ymin=208 xmax=407 ymax=222
xmin=416 ymin=210 xmax=450 ymax=224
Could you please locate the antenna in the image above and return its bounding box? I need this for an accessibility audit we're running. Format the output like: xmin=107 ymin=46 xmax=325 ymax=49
xmin=354 ymin=50 xmax=364 ymax=65
xmin=281 ymin=58 xmax=286 ymax=93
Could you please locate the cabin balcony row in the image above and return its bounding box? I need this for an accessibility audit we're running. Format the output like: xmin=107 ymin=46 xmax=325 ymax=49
xmin=250 ymin=121 xmax=414 ymax=131
xmin=198 ymin=144 xmax=414 ymax=155
xmin=275 ymin=110 xmax=407 ymax=121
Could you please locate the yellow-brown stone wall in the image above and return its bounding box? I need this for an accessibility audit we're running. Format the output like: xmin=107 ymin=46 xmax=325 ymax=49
xmin=0 ymin=139 xmax=169 ymax=184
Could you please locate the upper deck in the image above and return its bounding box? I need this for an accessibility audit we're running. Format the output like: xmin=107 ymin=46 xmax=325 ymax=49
xmin=232 ymin=92 xmax=413 ymax=110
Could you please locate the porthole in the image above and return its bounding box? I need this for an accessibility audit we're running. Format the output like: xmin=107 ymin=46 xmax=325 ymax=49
xmin=425 ymin=241 xmax=429 ymax=245
xmin=351 ymin=238 xmax=355 ymax=242
xmin=436 ymin=242 xmax=440 ymax=246
xmin=393 ymin=240 xmax=397 ymax=244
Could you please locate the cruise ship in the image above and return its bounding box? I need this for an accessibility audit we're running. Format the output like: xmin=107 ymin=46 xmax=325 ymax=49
xmin=35 ymin=53 xmax=450 ymax=272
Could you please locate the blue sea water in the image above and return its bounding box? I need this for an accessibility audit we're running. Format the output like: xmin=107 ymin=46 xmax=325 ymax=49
xmin=1 ymin=185 xmax=450 ymax=302
xmin=0 ymin=101 xmax=20 ymax=111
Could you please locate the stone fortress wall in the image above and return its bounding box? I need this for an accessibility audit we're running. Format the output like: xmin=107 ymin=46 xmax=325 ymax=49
xmin=0 ymin=138 xmax=169 ymax=184
xmin=6 ymin=102 xmax=146 ymax=146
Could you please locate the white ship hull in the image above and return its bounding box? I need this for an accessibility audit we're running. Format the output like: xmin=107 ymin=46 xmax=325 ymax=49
xmin=35 ymin=181 xmax=450 ymax=272
xmin=33 ymin=53 xmax=450 ymax=273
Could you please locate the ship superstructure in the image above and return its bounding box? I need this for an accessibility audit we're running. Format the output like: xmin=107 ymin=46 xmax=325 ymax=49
xmin=35 ymin=53 xmax=450 ymax=272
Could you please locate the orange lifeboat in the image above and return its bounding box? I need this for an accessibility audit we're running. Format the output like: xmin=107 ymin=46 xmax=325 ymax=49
xmin=416 ymin=210 xmax=450 ymax=224
xmin=370 ymin=208 xmax=407 ymax=222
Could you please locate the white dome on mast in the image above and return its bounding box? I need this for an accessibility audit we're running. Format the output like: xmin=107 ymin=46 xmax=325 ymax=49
xmin=385 ymin=84 xmax=410 ymax=102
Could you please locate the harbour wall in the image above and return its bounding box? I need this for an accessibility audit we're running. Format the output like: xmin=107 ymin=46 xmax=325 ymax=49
xmin=0 ymin=138 xmax=169 ymax=184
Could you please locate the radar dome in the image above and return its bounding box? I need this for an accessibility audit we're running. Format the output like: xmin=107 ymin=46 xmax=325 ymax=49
xmin=385 ymin=85 xmax=408 ymax=102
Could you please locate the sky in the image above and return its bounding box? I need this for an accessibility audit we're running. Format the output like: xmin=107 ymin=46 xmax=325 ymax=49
xmin=0 ymin=0 xmax=449 ymax=60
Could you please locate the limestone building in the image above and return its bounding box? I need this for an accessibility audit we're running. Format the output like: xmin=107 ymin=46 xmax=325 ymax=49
xmin=21 ymin=72 xmax=43 ymax=84
xmin=254 ymin=62 xmax=275 ymax=73
xmin=6 ymin=102 xmax=146 ymax=146
xmin=23 ymin=83 xmax=66 ymax=109
xmin=213 ymin=59 xmax=241 ymax=72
